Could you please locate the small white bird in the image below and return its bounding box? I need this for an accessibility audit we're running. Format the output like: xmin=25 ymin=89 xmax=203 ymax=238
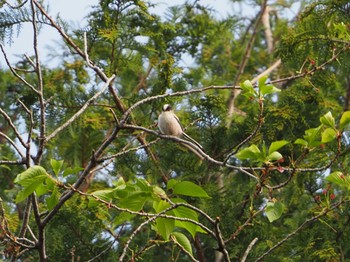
xmin=158 ymin=104 xmax=203 ymax=158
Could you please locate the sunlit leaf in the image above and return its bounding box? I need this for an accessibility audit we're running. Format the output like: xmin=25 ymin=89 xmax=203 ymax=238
xmin=267 ymin=151 xmax=283 ymax=161
xmin=325 ymin=171 xmax=350 ymax=190
xmin=14 ymin=166 xmax=51 ymax=202
xmin=340 ymin=111 xmax=350 ymax=130
xmin=172 ymin=198 xmax=205 ymax=237
xmin=320 ymin=111 xmax=335 ymax=128
xmin=265 ymin=201 xmax=283 ymax=222
xmin=236 ymin=144 xmax=261 ymax=160
xmin=172 ymin=181 xmax=210 ymax=198
xmin=46 ymin=187 xmax=61 ymax=210
xmin=153 ymin=200 xmax=174 ymax=240
xmin=321 ymin=128 xmax=337 ymax=143
xmin=171 ymin=232 xmax=193 ymax=256
xmin=294 ymin=138 xmax=308 ymax=146
xmin=268 ymin=140 xmax=289 ymax=155
xmin=50 ymin=159 xmax=64 ymax=176
xmin=260 ymin=84 xmax=281 ymax=96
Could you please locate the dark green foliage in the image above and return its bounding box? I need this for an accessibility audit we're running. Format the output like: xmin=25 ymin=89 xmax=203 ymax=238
xmin=1 ymin=0 xmax=350 ymax=261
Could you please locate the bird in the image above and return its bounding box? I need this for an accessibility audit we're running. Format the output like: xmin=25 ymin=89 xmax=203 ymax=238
xmin=158 ymin=104 xmax=204 ymax=159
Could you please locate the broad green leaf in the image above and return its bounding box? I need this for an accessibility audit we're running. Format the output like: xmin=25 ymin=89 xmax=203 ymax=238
xmin=321 ymin=128 xmax=337 ymax=143
xmin=156 ymin=217 xmax=175 ymax=240
xmin=153 ymin=186 xmax=168 ymax=199
xmin=172 ymin=198 xmax=205 ymax=237
xmin=236 ymin=144 xmax=261 ymax=160
xmin=14 ymin=165 xmax=48 ymax=186
xmin=46 ymin=187 xmax=61 ymax=210
xmin=172 ymin=181 xmax=210 ymax=198
xmin=304 ymin=126 xmax=322 ymax=147
xmin=14 ymin=166 xmax=50 ymax=202
xmin=171 ymin=232 xmax=193 ymax=256
xmin=114 ymin=177 xmax=126 ymax=187
xmin=320 ymin=111 xmax=335 ymax=128
xmin=258 ymin=75 xmax=268 ymax=87
xmin=340 ymin=111 xmax=350 ymax=130
xmin=240 ymin=80 xmax=257 ymax=99
xmin=50 ymin=159 xmax=64 ymax=176
xmin=260 ymin=84 xmax=281 ymax=96
xmin=91 ymin=189 xmax=114 ymax=202
xmin=325 ymin=171 xmax=350 ymax=189
xmin=153 ymin=200 xmax=174 ymax=240
xmin=265 ymin=201 xmax=283 ymax=223
xmin=113 ymin=212 xmax=135 ymax=227
xmin=119 ymin=191 xmax=152 ymax=211
xmin=267 ymin=151 xmax=283 ymax=161
xmin=35 ymin=183 xmax=49 ymax=197
xmin=15 ymin=180 xmax=45 ymax=203
xmin=240 ymin=80 xmax=255 ymax=93
xmin=294 ymin=138 xmax=308 ymax=146
xmin=62 ymin=166 xmax=84 ymax=177
xmin=268 ymin=140 xmax=289 ymax=155
xmin=167 ymin=179 xmax=179 ymax=190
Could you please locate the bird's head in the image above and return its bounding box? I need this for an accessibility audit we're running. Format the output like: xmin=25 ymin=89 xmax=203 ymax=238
xmin=162 ymin=104 xmax=172 ymax=112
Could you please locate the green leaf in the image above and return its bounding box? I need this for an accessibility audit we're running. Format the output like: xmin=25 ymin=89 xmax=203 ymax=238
xmin=113 ymin=212 xmax=135 ymax=227
xmin=258 ymin=75 xmax=268 ymax=87
xmin=171 ymin=232 xmax=193 ymax=256
xmin=62 ymin=166 xmax=84 ymax=177
xmin=268 ymin=140 xmax=289 ymax=155
xmin=119 ymin=191 xmax=151 ymax=211
xmin=167 ymin=179 xmax=178 ymax=190
xmin=14 ymin=165 xmax=48 ymax=185
xmin=91 ymin=189 xmax=114 ymax=202
xmin=172 ymin=181 xmax=210 ymax=198
xmin=265 ymin=201 xmax=284 ymax=222
xmin=320 ymin=111 xmax=335 ymax=128
xmin=340 ymin=111 xmax=350 ymax=130
xmin=46 ymin=187 xmax=61 ymax=210
xmin=321 ymin=128 xmax=337 ymax=143
xmin=240 ymin=80 xmax=255 ymax=93
xmin=14 ymin=166 xmax=50 ymax=202
xmin=236 ymin=144 xmax=261 ymax=160
xmin=267 ymin=151 xmax=283 ymax=161
xmin=294 ymin=138 xmax=308 ymax=146
xmin=153 ymin=200 xmax=174 ymax=240
xmin=153 ymin=186 xmax=168 ymax=199
xmin=172 ymin=198 xmax=205 ymax=237
xmin=260 ymin=84 xmax=281 ymax=96
xmin=50 ymin=159 xmax=64 ymax=176
xmin=304 ymin=126 xmax=322 ymax=147
xmin=325 ymin=171 xmax=350 ymax=190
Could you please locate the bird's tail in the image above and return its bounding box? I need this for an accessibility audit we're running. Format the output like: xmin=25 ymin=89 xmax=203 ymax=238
xmin=183 ymin=132 xmax=203 ymax=149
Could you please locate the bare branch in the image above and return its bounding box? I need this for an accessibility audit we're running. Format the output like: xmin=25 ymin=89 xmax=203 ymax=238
xmin=0 ymin=108 xmax=27 ymax=149
xmin=0 ymin=132 xmax=25 ymax=159
xmin=241 ymin=237 xmax=259 ymax=262
xmin=45 ymin=74 xmax=116 ymax=142
xmin=226 ymin=0 xmax=268 ymax=126
xmin=0 ymin=44 xmax=39 ymax=95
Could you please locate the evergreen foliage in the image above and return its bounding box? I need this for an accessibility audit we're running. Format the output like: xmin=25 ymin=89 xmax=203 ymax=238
xmin=0 ymin=0 xmax=350 ymax=261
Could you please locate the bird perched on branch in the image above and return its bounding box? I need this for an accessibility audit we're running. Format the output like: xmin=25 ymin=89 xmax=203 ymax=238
xmin=158 ymin=104 xmax=204 ymax=159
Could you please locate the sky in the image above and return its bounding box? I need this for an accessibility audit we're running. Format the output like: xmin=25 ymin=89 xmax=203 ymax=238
xmin=0 ymin=0 xmax=299 ymax=67
xmin=0 ymin=0 xmax=236 ymax=67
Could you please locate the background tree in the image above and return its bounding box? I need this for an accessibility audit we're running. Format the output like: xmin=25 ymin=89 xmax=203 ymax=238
xmin=0 ymin=0 xmax=350 ymax=261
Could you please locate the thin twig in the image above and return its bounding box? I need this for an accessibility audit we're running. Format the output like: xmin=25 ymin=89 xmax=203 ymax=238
xmin=0 ymin=108 xmax=27 ymax=148
xmin=45 ymin=74 xmax=116 ymax=141
xmin=254 ymin=200 xmax=345 ymax=261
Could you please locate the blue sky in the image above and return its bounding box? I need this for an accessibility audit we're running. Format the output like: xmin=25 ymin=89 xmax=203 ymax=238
xmin=0 ymin=0 xmax=237 ymax=67
xmin=0 ymin=0 xmax=298 ymax=67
